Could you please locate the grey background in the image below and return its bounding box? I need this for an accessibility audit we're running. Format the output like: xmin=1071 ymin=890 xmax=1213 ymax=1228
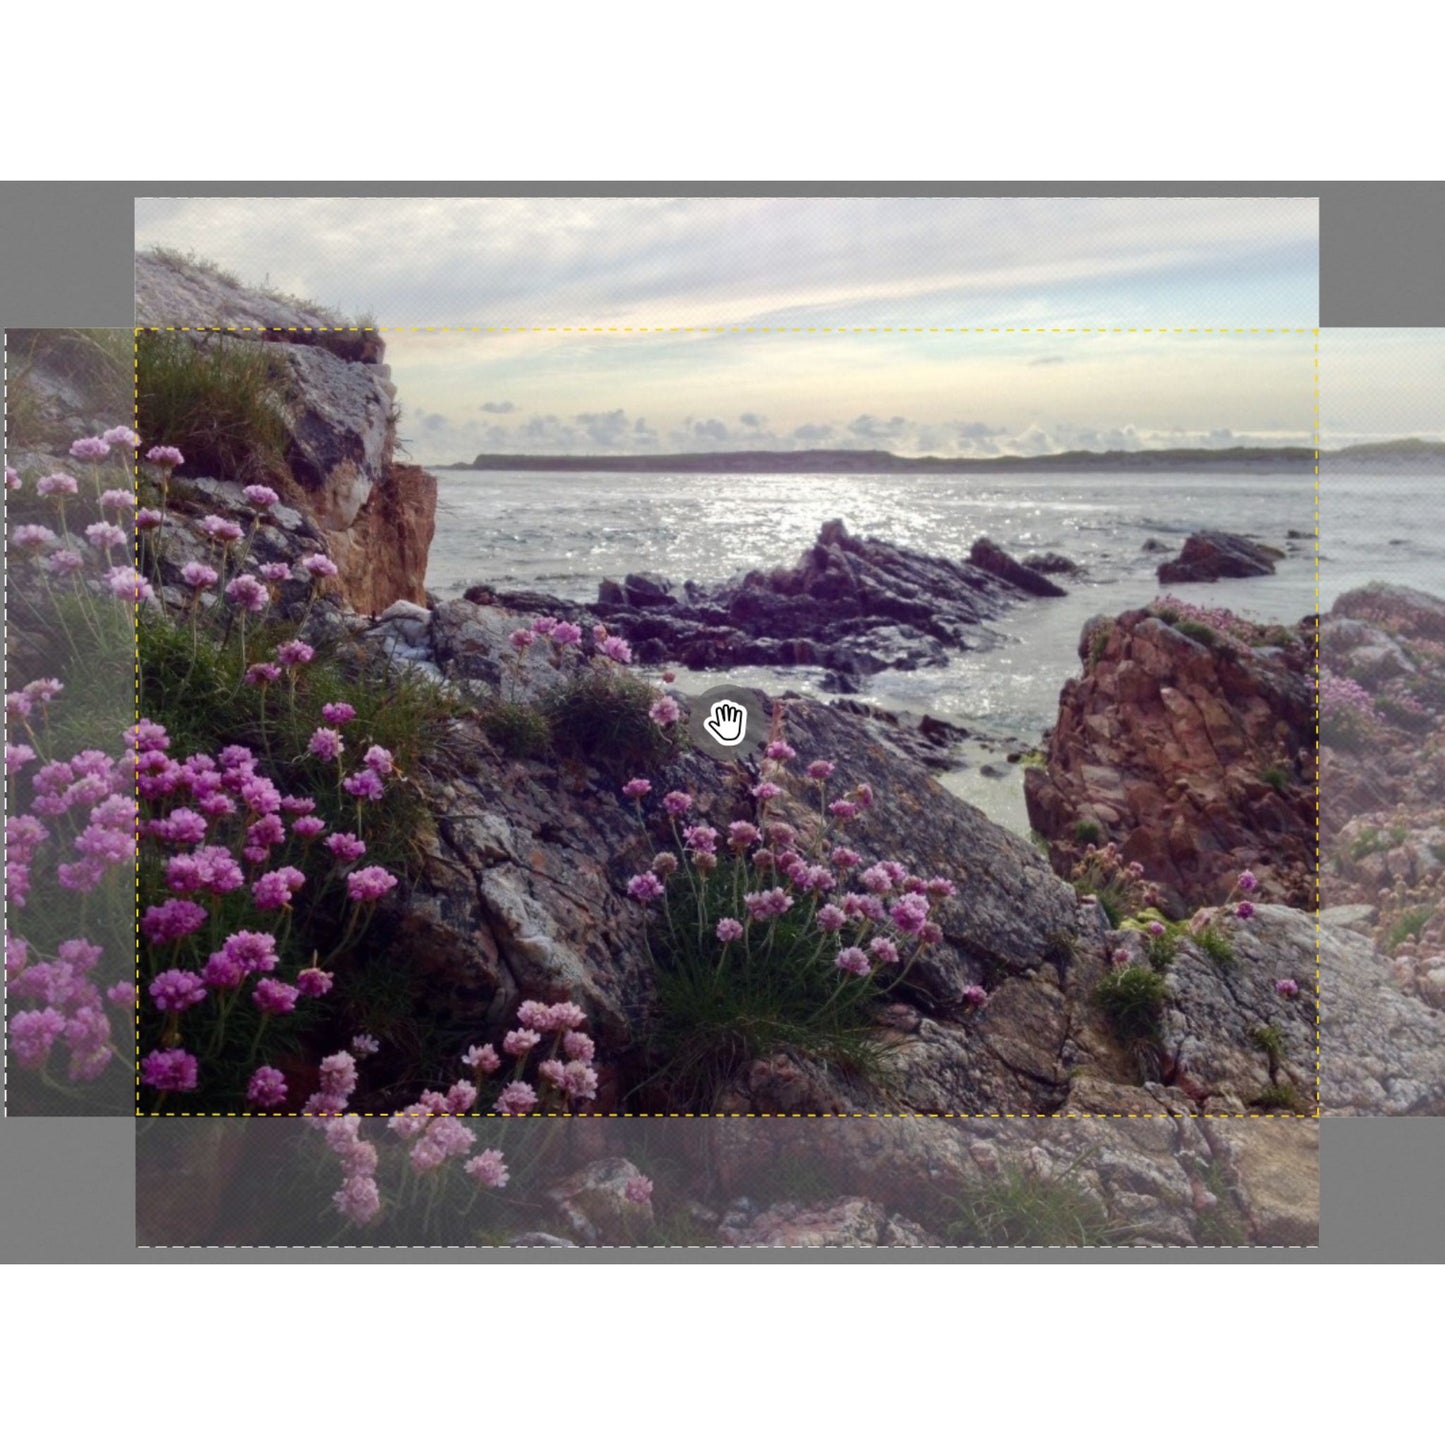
xmin=2 ymin=180 xmax=1443 ymax=1262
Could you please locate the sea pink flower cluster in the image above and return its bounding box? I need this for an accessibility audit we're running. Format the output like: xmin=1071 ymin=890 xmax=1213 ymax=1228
xmin=1320 ymin=669 xmax=1382 ymax=750
xmin=134 ymin=706 xmax=404 ymax=1104
xmin=509 ymin=613 xmax=635 ymax=670
xmin=455 ymin=997 xmax=600 ymax=1115
xmin=622 ymin=737 xmax=953 ymax=985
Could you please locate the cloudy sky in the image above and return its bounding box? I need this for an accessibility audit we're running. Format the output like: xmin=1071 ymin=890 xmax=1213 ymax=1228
xmin=134 ymin=195 xmax=1346 ymax=461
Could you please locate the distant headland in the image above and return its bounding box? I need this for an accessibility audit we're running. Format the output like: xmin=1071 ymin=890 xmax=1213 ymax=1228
xmin=435 ymin=439 xmax=1445 ymax=475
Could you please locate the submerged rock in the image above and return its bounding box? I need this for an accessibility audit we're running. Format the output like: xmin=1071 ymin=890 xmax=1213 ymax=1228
xmin=1156 ymin=530 xmax=1283 ymax=584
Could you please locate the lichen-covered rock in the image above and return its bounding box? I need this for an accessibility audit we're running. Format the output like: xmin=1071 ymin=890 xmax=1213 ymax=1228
xmin=717 ymin=1197 xmax=938 ymax=1247
xmin=544 ymin=1157 xmax=655 ymax=1243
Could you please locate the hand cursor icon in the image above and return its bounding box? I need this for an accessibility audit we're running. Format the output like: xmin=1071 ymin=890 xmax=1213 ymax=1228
xmin=703 ymin=700 xmax=748 ymax=747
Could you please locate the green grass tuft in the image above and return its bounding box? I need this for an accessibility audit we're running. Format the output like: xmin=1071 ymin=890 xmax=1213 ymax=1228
xmin=136 ymin=330 xmax=291 ymax=485
xmin=1094 ymin=966 xmax=1169 ymax=1046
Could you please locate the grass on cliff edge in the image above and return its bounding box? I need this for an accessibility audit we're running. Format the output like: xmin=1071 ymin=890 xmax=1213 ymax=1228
xmin=137 ymin=329 xmax=292 ymax=486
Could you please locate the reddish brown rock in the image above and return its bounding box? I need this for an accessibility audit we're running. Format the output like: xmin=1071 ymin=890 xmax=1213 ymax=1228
xmin=1024 ymin=608 xmax=1316 ymax=910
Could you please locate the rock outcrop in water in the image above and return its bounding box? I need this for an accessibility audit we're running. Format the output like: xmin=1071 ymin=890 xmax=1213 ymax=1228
xmin=1156 ymin=530 xmax=1283 ymax=584
xmin=1024 ymin=604 xmax=1317 ymax=911
xmin=135 ymin=251 xmax=436 ymax=615
xmin=467 ymin=519 xmax=1061 ymax=685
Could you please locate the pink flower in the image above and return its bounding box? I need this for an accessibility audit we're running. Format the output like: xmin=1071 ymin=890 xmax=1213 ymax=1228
xmin=859 ymin=864 xmax=893 ymax=894
xmin=102 ymin=426 xmax=140 ymax=449
xmin=324 ymin=831 xmax=367 ymax=862
xmin=319 ymin=1051 xmax=359 ymax=1100
xmin=247 ymin=1066 xmax=288 ymax=1108
xmin=627 ymin=871 xmax=665 ymax=902
xmin=1237 ymin=870 xmax=1259 ymax=893
xmin=651 ymin=850 xmax=679 ymax=877
xmin=1147 ymin=920 xmax=1167 ymax=937
xmin=503 ymin=1028 xmax=542 ymax=1057
xmin=226 ymin=574 xmax=269 ymax=613
xmin=70 ymin=437 xmax=109 ymax=461
xmin=493 ymin=1081 xmax=539 ymax=1115
xmin=464 ymin=1149 xmax=510 ymax=1188
xmin=199 ymin=514 xmax=243 ymax=543
xmin=141 ymin=898 xmax=208 ymax=945
xmin=827 ymin=800 xmax=859 ymax=819
xmin=815 ymin=904 xmax=847 ymax=933
xmin=684 ymin=824 xmax=719 ymax=855
xmin=141 ymin=1047 xmax=199 ymax=1092
xmin=1275 ymin=978 xmax=1300 ymax=997
xmin=563 ymin=1030 xmax=595 ymax=1062
xmin=166 ymin=845 xmax=244 ymax=896
xmin=445 ymin=1079 xmax=477 ymax=1112
xmin=600 ymin=635 xmax=632 ymax=664
xmin=276 ymin=639 xmax=315 ymax=668
xmin=764 ymin=740 xmax=797 ymax=761
xmin=292 ymin=816 xmax=327 ymax=839
xmin=37 ymin=472 xmax=80 ymax=496
xmin=462 ymin=1043 xmax=502 ymax=1075
xmin=145 ymin=445 xmax=184 ymax=468
xmin=308 ymin=727 xmax=344 ymax=761
xmin=622 ymin=777 xmax=652 ymax=801
xmin=11 ymin=1009 xmax=68 ymax=1069
xmin=869 ymin=937 xmax=901 ymax=965
xmin=744 ymin=887 xmax=792 ymax=922
xmin=149 ymin=969 xmax=207 ymax=1013
xmin=204 ymin=931 xmax=279 ymax=984
xmin=296 ymin=967 xmax=334 ymax=998
xmin=253 ymin=866 xmax=305 ymax=910
xmin=45 ymin=549 xmax=85 ymax=576
xmin=890 ymin=894 xmax=931 ymax=935
xmin=106 ymin=566 xmax=154 ymax=602
xmin=835 ymin=947 xmax=872 ymax=977
xmin=363 ymin=745 xmax=395 ymax=776
xmin=253 ymin=978 xmax=300 ymax=1014
xmin=13 ymin=525 xmax=57 ymax=551
xmin=649 ymin=696 xmax=681 ymax=726
xmin=509 ymin=628 xmax=535 ymax=650
xmin=727 ymin=821 xmax=760 ymax=851
xmin=85 ymin=522 xmax=128 ymax=551
xmin=302 ymin=553 xmax=339 ymax=578
xmin=259 ymin=562 xmax=292 ymax=582
xmin=662 ymin=790 xmax=693 ymax=816
xmin=623 ymin=1174 xmax=654 ymax=1206
xmin=539 ymin=1058 xmax=567 ymax=1091
xmin=243 ymin=485 xmax=280 ymax=509
xmin=552 ymin=621 xmax=582 ymax=646
xmin=136 ymin=508 xmax=163 ymax=529
xmin=343 ymin=769 xmax=385 ymax=801
xmin=351 ymin=1034 xmax=380 ymax=1057
xmin=181 ymin=561 xmax=219 ymax=589
xmin=961 ymin=984 xmax=989 ymax=1009
xmin=751 ymin=781 xmax=782 ymax=802
xmin=806 ymin=759 xmax=836 ymax=781
xmin=562 ymin=1061 xmax=599 ymax=1101
xmin=716 ymin=917 xmax=744 ymax=943
xmin=321 ymin=702 xmax=356 ymax=725
xmin=346 ymin=866 xmax=398 ymax=903
xmin=1235 ymin=900 xmax=1256 ymax=920
xmin=333 ymin=1174 xmax=381 ymax=1225
xmin=245 ymin=663 xmax=282 ymax=686
xmin=100 ymin=488 xmax=136 ymax=510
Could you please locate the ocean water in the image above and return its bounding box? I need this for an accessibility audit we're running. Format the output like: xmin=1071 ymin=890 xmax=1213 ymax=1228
xmin=425 ymin=466 xmax=1415 ymax=831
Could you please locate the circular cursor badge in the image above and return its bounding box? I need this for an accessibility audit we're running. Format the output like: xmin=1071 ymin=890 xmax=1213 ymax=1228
xmin=687 ymin=683 xmax=767 ymax=761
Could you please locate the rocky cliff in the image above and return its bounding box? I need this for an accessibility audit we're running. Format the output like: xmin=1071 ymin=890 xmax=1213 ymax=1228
xmin=1025 ymin=602 xmax=1317 ymax=911
xmin=135 ymin=251 xmax=436 ymax=615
